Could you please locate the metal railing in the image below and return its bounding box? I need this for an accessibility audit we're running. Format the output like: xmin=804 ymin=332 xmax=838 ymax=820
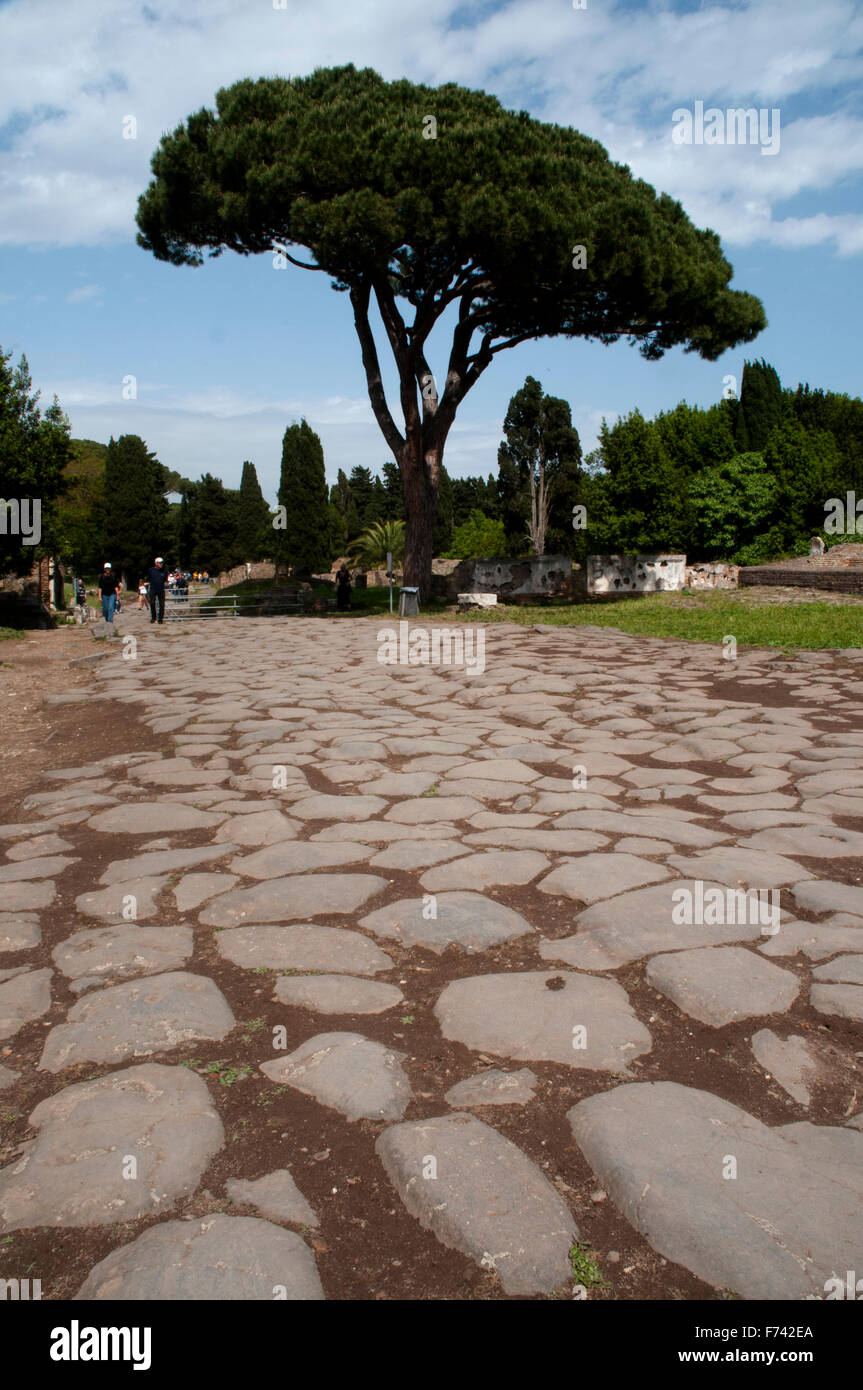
xmin=165 ymin=591 xmax=329 ymax=621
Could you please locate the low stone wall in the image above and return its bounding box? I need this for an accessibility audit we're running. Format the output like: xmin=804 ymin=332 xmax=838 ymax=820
xmin=685 ymin=562 xmax=739 ymax=590
xmin=587 ymin=554 xmax=686 ymax=595
xmin=740 ymin=566 xmax=863 ymax=593
xmin=432 ymin=555 xmax=572 ymax=602
xmin=218 ymin=561 xmax=276 ymax=589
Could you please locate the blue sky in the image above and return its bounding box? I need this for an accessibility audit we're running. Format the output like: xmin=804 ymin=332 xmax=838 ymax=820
xmin=1 ymin=0 xmax=862 ymax=504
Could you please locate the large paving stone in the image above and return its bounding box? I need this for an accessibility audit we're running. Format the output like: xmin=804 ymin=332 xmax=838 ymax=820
xmin=99 ymin=844 xmax=236 ymax=885
xmin=750 ymin=1029 xmax=819 ymax=1106
xmin=260 ymin=1032 xmax=411 ymax=1121
xmin=360 ymin=891 xmax=534 ymax=954
xmin=369 ymin=840 xmax=467 ymax=871
xmin=420 ymin=850 xmax=549 ymax=892
xmin=760 ymin=917 xmax=863 ymax=960
xmin=0 ymin=967 xmax=52 ymax=1039
xmin=667 ymin=847 xmax=811 ymax=888
xmin=376 ymin=1113 xmax=577 ymax=1295
xmin=541 ymin=880 xmax=764 ymax=970
xmin=384 ymin=796 xmax=484 ymax=824
xmin=75 ymin=1214 xmax=324 ymax=1299
xmin=130 ymin=758 xmax=229 ymax=787
xmin=538 ymin=853 xmax=668 ymax=904
xmin=791 ymin=879 xmax=863 ymax=916
xmin=52 ymin=925 xmax=195 ymax=984
xmin=214 ymin=808 xmax=301 ymax=846
xmin=567 ymin=1080 xmax=863 ymax=1298
xmin=200 ymin=874 xmax=388 ymax=926
xmin=646 ymin=947 xmax=799 ymax=1026
xmin=6 ymin=833 xmax=73 ymax=860
xmin=274 ymin=974 xmax=403 ymax=1014
xmin=290 ymin=794 xmax=387 ymax=821
xmin=173 ymin=872 xmax=238 ymax=912
xmin=0 ymin=1063 xmax=223 ymax=1229
xmin=0 ymin=854 xmax=75 ymax=882
xmin=75 ymin=876 xmax=169 ymax=923
xmin=88 ymin=802 xmax=225 ymax=833
xmin=215 ymin=924 xmax=393 ymax=976
xmin=0 ymin=912 xmax=41 ymax=952
xmin=445 ymin=1068 xmax=538 ymax=1108
xmin=810 ymin=982 xmax=863 ymax=1022
xmin=435 ymin=970 xmax=651 ymax=1070
xmin=3 ymin=880 xmax=56 ymax=912
xmin=811 ymin=953 xmax=863 ymax=985
xmin=742 ymin=825 xmax=863 ymax=859
xmin=226 ymin=1170 xmax=318 ymax=1226
xmin=39 ymin=972 xmax=235 ymax=1072
xmin=230 ymin=841 xmax=373 ymax=878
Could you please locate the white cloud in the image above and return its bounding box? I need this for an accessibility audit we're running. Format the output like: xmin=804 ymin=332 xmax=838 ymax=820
xmin=65 ymin=281 xmax=103 ymax=303
xmin=0 ymin=0 xmax=859 ymax=255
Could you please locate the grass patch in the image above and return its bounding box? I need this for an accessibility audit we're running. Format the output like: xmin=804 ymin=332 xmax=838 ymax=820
xmin=569 ymin=1241 xmax=610 ymax=1292
xmin=455 ymin=590 xmax=863 ymax=650
xmin=180 ymin=1058 xmax=253 ymax=1087
xmin=0 ymin=627 xmax=25 ymax=642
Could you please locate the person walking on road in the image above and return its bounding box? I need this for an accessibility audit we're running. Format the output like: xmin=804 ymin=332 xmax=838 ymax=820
xmin=98 ymin=563 xmax=120 ymax=625
xmin=147 ymin=556 xmax=168 ymax=625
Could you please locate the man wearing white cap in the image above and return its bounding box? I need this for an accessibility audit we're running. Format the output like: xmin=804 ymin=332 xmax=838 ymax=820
xmin=97 ymin=562 xmax=120 ymax=625
xmin=147 ymin=556 xmax=167 ymax=625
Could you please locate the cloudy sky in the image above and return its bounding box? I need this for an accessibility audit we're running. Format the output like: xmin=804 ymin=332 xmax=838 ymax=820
xmin=1 ymin=0 xmax=861 ymax=501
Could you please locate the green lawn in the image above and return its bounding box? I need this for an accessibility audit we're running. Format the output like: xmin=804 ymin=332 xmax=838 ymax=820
xmin=454 ymin=590 xmax=863 ymax=650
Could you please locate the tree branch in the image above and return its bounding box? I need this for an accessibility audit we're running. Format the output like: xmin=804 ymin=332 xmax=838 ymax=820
xmin=349 ymin=281 xmax=405 ymax=458
xmin=272 ymin=243 xmax=328 ymax=272
xmin=373 ymin=277 xmax=421 ymax=448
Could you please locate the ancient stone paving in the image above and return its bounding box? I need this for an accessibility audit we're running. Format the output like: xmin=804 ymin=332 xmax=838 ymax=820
xmin=1 ymin=614 xmax=862 ymax=1299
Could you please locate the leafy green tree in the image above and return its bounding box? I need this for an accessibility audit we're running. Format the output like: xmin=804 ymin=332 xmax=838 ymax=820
xmin=762 ymin=419 xmax=838 ymax=552
xmin=55 ymin=439 xmax=107 ymax=574
xmin=688 ymin=452 xmax=775 ymax=560
xmin=277 ymin=419 xmax=330 ymax=573
xmin=589 ymin=410 xmax=690 ymax=553
xmin=236 ymin=460 xmax=271 ymax=560
xmin=445 ymin=509 xmax=508 ymax=560
xmin=653 ymin=400 xmax=736 ymax=476
xmin=381 ymin=461 xmax=405 ymax=521
xmin=102 ymin=434 xmax=170 ymax=585
xmin=182 ymin=473 xmax=242 ymax=574
xmin=0 ymin=349 xmax=71 ymax=572
xmin=734 ymin=358 xmax=783 ymax=452
xmin=453 ymin=474 xmax=499 ymax=526
xmin=136 ymin=65 xmax=765 ymax=596
xmin=348 ymin=519 xmax=405 ymax=569
xmin=497 ymin=376 xmax=582 ymax=556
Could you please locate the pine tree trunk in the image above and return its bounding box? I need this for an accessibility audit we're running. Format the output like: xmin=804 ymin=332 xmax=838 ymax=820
xmin=401 ymin=435 xmax=439 ymax=601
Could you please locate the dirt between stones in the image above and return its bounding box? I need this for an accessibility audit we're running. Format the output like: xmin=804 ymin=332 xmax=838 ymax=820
xmin=1 ymin=630 xmax=862 ymax=1300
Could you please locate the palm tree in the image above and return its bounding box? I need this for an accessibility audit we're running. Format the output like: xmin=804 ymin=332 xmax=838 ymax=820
xmin=347 ymin=519 xmax=405 ymax=570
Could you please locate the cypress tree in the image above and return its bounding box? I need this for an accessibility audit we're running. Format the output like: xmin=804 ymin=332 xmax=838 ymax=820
xmin=102 ymin=434 xmax=170 ymax=585
xmin=734 ymin=359 xmax=783 ymax=452
xmin=277 ymin=419 xmax=330 ymax=573
xmin=236 ymin=460 xmax=271 ymax=560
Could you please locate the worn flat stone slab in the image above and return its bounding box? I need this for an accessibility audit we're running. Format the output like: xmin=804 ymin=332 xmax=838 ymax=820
xmin=750 ymin=1029 xmax=819 ymax=1106
xmin=39 ymin=972 xmax=235 ymax=1072
xmin=313 ymin=820 xmax=458 ymax=843
xmin=75 ymin=1214 xmax=324 ymax=1299
xmin=539 ymin=853 xmax=668 ymax=905
xmin=0 ymin=912 xmax=41 ymax=952
xmin=52 ymin=925 xmax=194 ymax=984
xmin=0 ymin=1063 xmax=223 ymax=1229
xmin=464 ymin=828 xmax=609 ymax=854
xmin=667 ymin=847 xmax=811 ymax=888
xmin=2 ymin=880 xmax=56 ymax=912
xmin=369 ymin=841 xmax=467 ymax=871
xmin=6 ymin=833 xmax=74 ymax=860
xmin=420 ymin=850 xmax=549 ymax=892
xmin=216 ymin=924 xmax=393 ymax=976
xmin=761 ymin=918 xmax=863 ymax=960
xmin=792 ymin=880 xmax=863 ymax=916
xmin=445 ymin=1068 xmax=538 ymax=1108
xmin=445 ymin=759 xmax=540 ymax=784
xmin=646 ymin=947 xmax=799 ymax=1025
xmin=290 ymin=794 xmax=387 ymax=821
xmin=435 ymin=970 xmax=651 ymax=1071
xmin=567 ymin=1080 xmax=863 ymax=1298
xmin=810 ymin=982 xmax=863 ymax=1022
xmin=130 ymin=758 xmax=229 ymax=787
xmin=360 ymin=891 xmax=533 ymax=954
xmin=274 ymin=974 xmax=403 ymax=1014
xmin=0 ymin=967 xmax=52 ymax=1039
xmin=173 ymin=872 xmax=238 ymax=912
xmin=231 ymin=841 xmax=374 ymax=879
xmin=99 ymin=844 xmax=236 ymax=886
xmin=76 ymin=876 xmax=168 ymax=922
xmin=214 ymin=809 xmax=301 ymax=846
xmin=742 ymin=825 xmax=863 ymax=858
xmin=260 ymin=1032 xmax=411 ymax=1121
xmin=384 ymin=796 xmax=484 ymax=824
xmin=811 ymin=953 xmax=863 ymax=985
xmin=376 ymin=1113 xmax=577 ymax=1295
xmin=200 ymin=873 xmax=388 ymax=927
xmin=88 ymin=802 xmax=225 ymax=834
xmin=226 ymin=1170 xmax=318 ymax=1227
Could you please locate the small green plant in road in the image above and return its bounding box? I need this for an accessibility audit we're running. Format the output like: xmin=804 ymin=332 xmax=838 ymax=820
xmin=422 ymin=783 xmax=439 ymax=797
xmin=400 ymin=1015 xmax=415 ymax=1025
xmin=257 ymin=1086 xmax=288 ymax=1108
xmin=241 ymin=1017 xmax=265 ymax=1042
xmin=569 ymin=1241 xmax=610 ymax=1292
xmin=181 ymin=1058 xmax=253 ymax=1087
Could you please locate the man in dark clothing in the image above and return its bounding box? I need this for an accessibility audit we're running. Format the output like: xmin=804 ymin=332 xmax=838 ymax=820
xmin=147 ymin=556 xmax=167 ymax=624
xmin=335 ymin=566 xmax=352 ymax=611
xmin=98 ymin=563 xmax=120 ymax=624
